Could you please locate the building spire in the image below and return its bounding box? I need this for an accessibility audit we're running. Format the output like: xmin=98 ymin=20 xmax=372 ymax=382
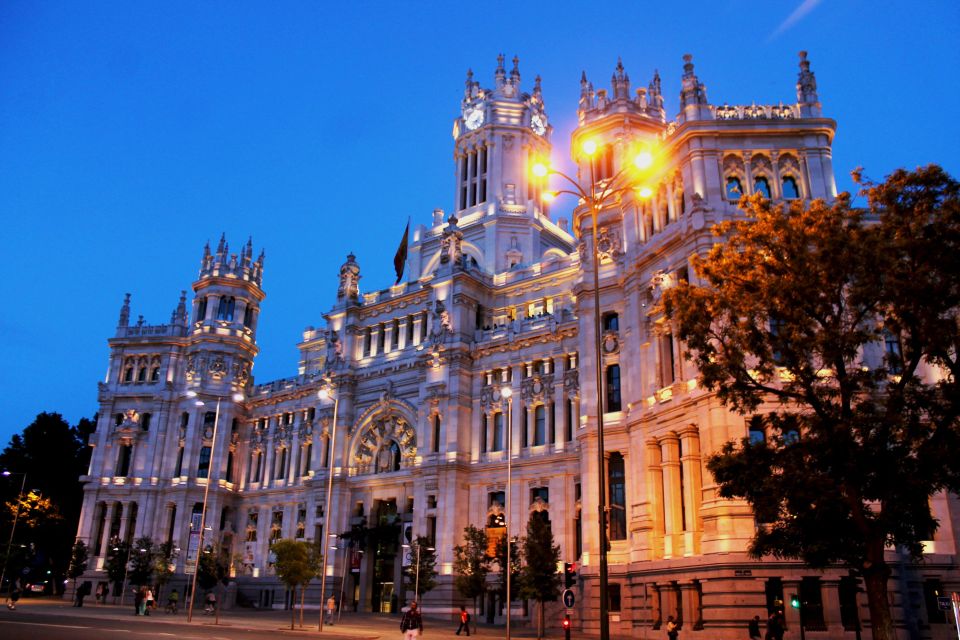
xmin=118 ymin=293 xmax=131 ymax=327
xmin=510 ymin=55 xmax=521 ymax=84
xmin=612 ymin=57 xmax=630 ymax=100
xmin=495 ymin=53 xmax=506 ymax=88
xmin=171 ymin=290 xmax=187 ymax=325
xmin=796 ymin=50 xmax=820 ymax=116
xmin=679 ymin=53 xmax=708 ymax=108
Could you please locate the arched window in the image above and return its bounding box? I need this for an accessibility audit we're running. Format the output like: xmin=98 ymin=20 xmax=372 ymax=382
xmin=754 ymin=177 xmax=771 ymax=198
xmin=608 ymin=452 xmax=626 ymax=540
xmin=534 ymin=405 xmax=546 ymax=446
xmin=781 ymin=176 xmax=800 ymax=199
xmin=726 ymin=177 xmax=743 ymax=200
xmin=492 ymin=411 xmax=504 ymax=452
xmin=137 ymin=366 xmax=147 ymax=382
xmin=123 ymin=366 xmax=133 ymax=383
xmin=605 ymin=364 xmax=622 ymax=412
xmin=602 ymin=312 xmax=619 ymax=331
xmin=243 ymin=305 xmax=255 ymax=328
xmin=150 ymin=365 xmax=161 ymax=381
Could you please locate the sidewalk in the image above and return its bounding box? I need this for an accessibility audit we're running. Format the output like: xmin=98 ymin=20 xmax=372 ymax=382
xmin=5 ymin=596 xmax=628 ymax=639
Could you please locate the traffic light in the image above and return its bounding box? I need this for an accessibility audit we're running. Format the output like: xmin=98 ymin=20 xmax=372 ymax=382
xmin=562 ymin=615 xmax=571 ymax=630
xmin=564 ymin=562 xmax=577 ymax=588
xmin=790 ymin=593 xmax=800 ymax=609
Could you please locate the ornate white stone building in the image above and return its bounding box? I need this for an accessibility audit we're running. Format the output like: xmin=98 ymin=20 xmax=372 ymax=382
xmin=76 ymin=52 xmax=960 ymax=638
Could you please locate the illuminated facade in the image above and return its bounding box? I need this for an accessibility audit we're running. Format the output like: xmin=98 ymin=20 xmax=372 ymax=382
xmin=75 ymin=52 xmax=960 ymax=638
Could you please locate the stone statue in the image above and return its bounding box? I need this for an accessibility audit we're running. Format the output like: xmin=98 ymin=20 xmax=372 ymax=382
xmin=337 ymin=253 xmax=361 ymax=301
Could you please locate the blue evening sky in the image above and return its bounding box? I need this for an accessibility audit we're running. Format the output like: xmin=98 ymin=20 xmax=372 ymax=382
xmin=1 ymin=1 xmax=958 ymax=446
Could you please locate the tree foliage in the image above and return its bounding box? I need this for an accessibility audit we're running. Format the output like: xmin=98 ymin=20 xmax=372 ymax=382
xmin=402 ymin=535 xmax=438 ymax=601
xmin=128 ymin=536 xmax=157 ymax=586
xmin=519 ymin=516 xmax=561 ymax=640
xmin=153 ymin=541 xmax=179 ymax=598
xmin=453 ymin=524 xmax=491 ymax=631
xmin=104 ymin=537 xmax=130 ymax=597
xmin=0 ymin=412 xmax=94 ymax=594
xmin=270 ymin=539 xmax=319 ymax=629
xmin=494 ymin=532 xmax=523 ymax=606
xmin=67 ymin=539 xmax=89 ymax=587
xmin=660 ymin=165 xmax=960 ymax=640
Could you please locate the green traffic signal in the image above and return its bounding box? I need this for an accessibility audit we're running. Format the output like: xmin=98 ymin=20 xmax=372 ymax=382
xmin=790 ymin=593 xmax=800 ymax=608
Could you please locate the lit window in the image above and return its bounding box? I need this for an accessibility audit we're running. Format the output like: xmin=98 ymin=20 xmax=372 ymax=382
xmin=197 ymin=446 xmax=211 ymax=479
xmin=884 ymin=329 xmax=903 ymax=375
xmin=602 ymin=312 xmax=619 ymax=331
xmin=534 ymin=406 xmax=546 ymax=446
xmin=492 ymin=411 xmax=504 ymax=452
xmin=608 ymin=453 xmax=626 ymax=540
xmin=606 ymin=365 xmax=622 ymax=412
xmin=781 ymin=176 xmax=800 ymax=199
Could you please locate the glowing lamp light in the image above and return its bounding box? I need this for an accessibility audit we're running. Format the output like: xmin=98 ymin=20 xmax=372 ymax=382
xmin=634 ymin=150 xmax=654 ymax=170
xmin=501 ymin=386 xmax=513 ymax=399
xmin=532 ymin=162 xmax=549 ymax=178
xmin=542 ymin=191 xmax=557 ymax=203
xmin=637 ymin=186 xmax=654 ymax=199
xmin=581 ymin=139 xmax=598 ymax=156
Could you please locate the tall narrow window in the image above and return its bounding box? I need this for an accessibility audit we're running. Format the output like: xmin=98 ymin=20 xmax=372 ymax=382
xmin=196 ymin=296 xmax=208 ymax=323
xmin=302 ymin=443 xmax=312 ymax=476
xmin=137 ymin=366 xmax=147 ymax=382
xmin=608 ymin=584 xmax=622 ymax=612
xmin=432 ymin=414 xmax=441 ymax=453
xmin=565 ymin=398 xmax=573 ymax=442
xmin=225 ymin=451 xmax=234 ymax=483
xmin=217 ymin=296 xmax=235 ymax=321
xmin=602 ymin=312 xmax=619 ymax=331
xmin=123 ymin=365 xmax=134 ymax=383
xmin=492 ymin=411 xmax=504 ymax=452
xmin=364 ymin=327 xmax=373 ymax=357
xmin=276 ymin=448 xmax=287 ymax=480
xmin=726 ymin=177 xmax=743 ymax=200
xmin=659 ymin=333 xmax=676 ymax=386
xmin=150 ymin=364 xmax=161 ymax=381
xmin=141 ymin=413 xmax=151 ymax=431
xmin=116 ymin=444 xmax=133 ymax=477
xmin=243 ymin=305 xmax=255 ymax=328
xmin=468 ymin=152 xmax=477 ymax=207
xmin=608 ymin=452 xmax=626 ymax=540
xmin=754 ymin=176 xmax=771 ymax=198
xmin=534 ymin=405 xmax=546 ymax=446
xmin=197 ymin=446 xmax=211 ymax=479
xmin=407 ymin=315 xmax=415 ymax=344
xmin=782 ymin=176 xmax=800 ymax=199
xmin=174 ymin=446 xmax=184 ymax=477
xmin=605 ymin=365 xmax=622 ymax=412
xmin=478 ymin=146 xmax=487 ymax=204
xmin=377 ymin=324 xmax=385 ymax=353
xmin=884 ymin=329 xmax=903 ymax=374
xmin=459 ymin=154 xmax=468 ymax=210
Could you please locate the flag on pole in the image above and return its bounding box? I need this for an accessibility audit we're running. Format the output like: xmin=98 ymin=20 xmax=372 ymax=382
xmin=393 ymin=218 xmax=410 ymax=284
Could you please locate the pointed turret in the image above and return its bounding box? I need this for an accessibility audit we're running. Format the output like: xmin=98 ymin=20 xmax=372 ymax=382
xmin=796 ymin=50 xmax=821 ymax=116
xmin=118 ymin=293 xmax=131 ymax=327
xmin=533 ymin=75 xmax=542 ymax=103
xmin=612 ymin=57 xmax=630 ymax=101
xmin=509 ymin=55 xmax=521 ymax=86
xmin=171 ymin=290 xmax=188 ymax=326
xmin=680 ymin=53 xmax=709 ymax=115
xmin=337 ymin=253 xmax=361 ymax=303
xmin=495 ymin=53 xmax=506 ymax=89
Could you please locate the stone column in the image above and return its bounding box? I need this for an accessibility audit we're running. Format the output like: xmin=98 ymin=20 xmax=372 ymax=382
xmin=821 ymin=579 xmax=844 ymax=635
xmin=782 ymin=579 xmax=802 ymax=633
xmin=646 ymin=438 xmax=665 ymax=558
xmin=509 ymin=364 xmax=522 ymax=456
xmin=99 ymin=502 xmax=117 ymax=557
xmin=678 ymin=425 xmax=703 ymax=554
xmin=384 ymin=322 xmax=394 ymax=353
xmin=397 ymin=318 xmax=408 ymax=350
xmin=118 ymin=501 xmax=132 ymax=544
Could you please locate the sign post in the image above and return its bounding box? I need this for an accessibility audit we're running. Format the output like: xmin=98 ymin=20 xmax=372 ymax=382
xmin=562 ymin=588 xmax=575 ymax=610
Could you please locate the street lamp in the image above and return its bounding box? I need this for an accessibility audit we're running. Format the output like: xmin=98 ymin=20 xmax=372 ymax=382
xmin=532 ymin=139 xmax=657 ymax=640
xmin=401 ymin=540 xmax=435 ymax=605
xmin=186 ymin=389 xmax=244 ymax=623
xmin=0 ymin=471 xmax=27 ymax=599
xmin=501 ymin=385 xmax=514 ymax=640
xmin=317 ymin=382 xmax=340 ymax=633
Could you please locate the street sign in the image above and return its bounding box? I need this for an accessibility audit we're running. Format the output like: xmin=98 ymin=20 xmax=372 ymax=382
xmin=938 ymin=596 xmax=951 ymax=611
xmin=562 ymin=588 xmax=575 ymax=608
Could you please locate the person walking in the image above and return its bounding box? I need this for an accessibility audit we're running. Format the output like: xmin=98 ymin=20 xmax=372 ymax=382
xmin=204 ymin=590 xmax=217 ymax=614
xmin=134 ymin=586 xmax=145 ymax=615
xmin=95 ymin=583 xmax=105 ymax=605
xmin=765 ymin=612 xmax=784 ymax=640
xmin=399 ymin=600 xmax=424 ymax=639
xmin=666 ymin=614 xmax=679 ymax=640
xmin=455 ymin=605 xmax=470 ymax=636
xmin=749 ymin=615 xmax=762 ymax=639
xmin=145 ymin=587 xmax=154 ymax=614
xmin=7 ymin=584 xmax=21 ymax=610
xmin=74 ymin=581 xmax=91 ymax=607
xmin=325 ymin=595 xmax=337 ymax=626
xmin=166 ymin=588 xmax=179 ymax=613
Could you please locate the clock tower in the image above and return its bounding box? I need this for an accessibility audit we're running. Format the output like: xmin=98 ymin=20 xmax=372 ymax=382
xmin=446 ymin=54 xmax=572 ymax=274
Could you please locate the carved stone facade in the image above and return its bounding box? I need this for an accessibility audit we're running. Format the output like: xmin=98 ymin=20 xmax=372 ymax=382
xmin=73 ymin=53 xmax=960 ymax=639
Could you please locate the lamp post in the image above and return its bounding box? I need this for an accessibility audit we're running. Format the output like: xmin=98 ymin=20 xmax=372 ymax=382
xmin=186 ymin=390 xmax=244 ymax=623
xmin=401 ymin=540 xmax=435 ymax=605
xmin=501 ymin=385 xmax=514 ymax=640
xmin=317 ymin=382 xmax=340 ymax=632
xmin=533 ymin=141 xmax=656 ymax=640
xmin=0 ymin=471 xmax=27 ymax=598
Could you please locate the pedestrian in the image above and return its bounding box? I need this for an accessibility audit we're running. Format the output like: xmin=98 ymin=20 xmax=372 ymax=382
xmin=749 ymin=614 xmax=762 ymax=639
xmin=325 ymin=595 xmax=336 ymax=626
xmin=135 ymin=586 xmax=144 ymax=615
xmin=95 ymin=583 xmax=105 ymax=605
xmin=399 ymin=600 xmax=424 ymax=639
xmin=145 ymin=587 xmax=154 ymax=614
xmin=765 ymin=612 xmax=784 ymax=640
xmin=456 ymin=605 xmax=471 ymax=636
xmin=666 ymin=614 xmax=679 ymax=640
xmin=166 ymin=588 xmax=179 ymax=614
xmin=204 ymin=590 xmax=217 ymax=614
xmin=75 ymin=581 xmax=91 ymax=607
xmin=7 ymin=584 xmax=21 ymax=610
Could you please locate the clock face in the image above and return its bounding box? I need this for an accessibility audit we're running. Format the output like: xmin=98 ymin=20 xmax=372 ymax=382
xmin=530 ymin=113 xmax=547 ymax=136
xmin=464 ymin=107 xmax=484 ymax=131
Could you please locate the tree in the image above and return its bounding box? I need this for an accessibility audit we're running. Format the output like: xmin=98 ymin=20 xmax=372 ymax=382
xmin=0 ymin=412 xmax=94 ymax=594
xmin=402 ymin=535 xmax=438 ymax=603
xmin=660 ymin=166 xmax=960 ymax=640
xmin=153 ymin=541 xmax=179 ymax=601
xmin=67 ymin=539 xmax=89 ymax=595
xmin=127 ymin=536 xmax=156 ymax=587
xmin=519 ymin=516 xmax=561 ymax=640
xmin=270 ymin=539 xmax=319 ymax=629
xmin=453 ymin=525 xmax=491 ymax=634
xmin=104 ymin=537 xmax=130 ymax=600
